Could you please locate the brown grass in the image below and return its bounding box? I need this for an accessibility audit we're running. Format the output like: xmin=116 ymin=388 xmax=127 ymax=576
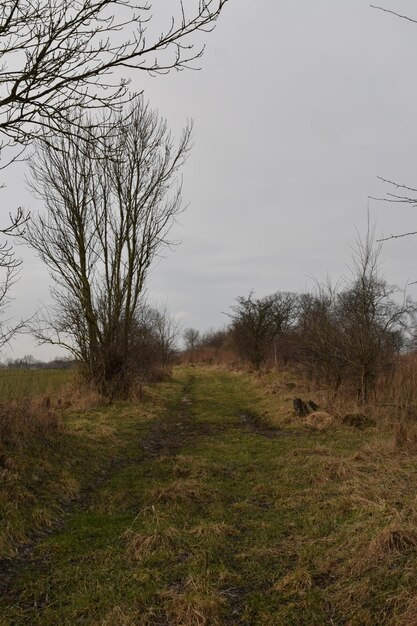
xmin=237 ymin=547 xmax=282 ymax=560
xmin=395 ymin=595 xmax=417 ymax=626
xmin=189 ymin=522 xmax=238 ymax=537
xmin=125 ymin=524 xmax=180 ymax=560
xmin=160 ymin=576 xmax=225 ymax=626
xmin=368 ymin=525 xmax=417 ymax=560
xmin=305 ymin=410 xmax=334 ymax=430
xmin=172 ymin=455 xmax=210 ymax=479
xmin=290 ymin=446 xmax=331 ymax=457
xmin=319 ymin=457 xmax=354 ymax=482
xmin=273 ymin=569 xmax=313 ymax=595
xmin=0 ymin=397 xmax=61 ymax=449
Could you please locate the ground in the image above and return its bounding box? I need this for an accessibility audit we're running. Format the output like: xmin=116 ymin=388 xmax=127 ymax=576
xmin=2 ymin=366 xmax=417 ymax=625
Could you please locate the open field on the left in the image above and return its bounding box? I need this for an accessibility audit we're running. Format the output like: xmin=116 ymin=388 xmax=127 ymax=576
xmin=0 ymin=370 xmax=183 ymax=562
xmin=0 ymin=368 xmax=73 ymax=401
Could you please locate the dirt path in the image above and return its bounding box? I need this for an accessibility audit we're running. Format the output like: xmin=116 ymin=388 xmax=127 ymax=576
xmin=0 ymin=376 xmax=201 ymax=597
xmin=0 ymin=366 xmax=394 ymax=626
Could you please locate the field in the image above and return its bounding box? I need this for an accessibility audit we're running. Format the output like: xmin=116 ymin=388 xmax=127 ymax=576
xmin=2 ymin=366 xmax=417 ymax=624
xmin=0 ymin=368 xmax=73 ymax=400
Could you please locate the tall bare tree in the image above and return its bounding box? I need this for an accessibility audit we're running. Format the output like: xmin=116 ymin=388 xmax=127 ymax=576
xmin=0 ymin=0 xmax=227 ymax=346
xmin=229 ymin=291 xmax=298 ymax=371
xmin=23 ymin=96 xmax=191 ymax=396
xmin=336 ymin=229 xmax=413 ymax=403
xmin=298 ymin=228 xmax=415 ymax=403
xmin=183 ymin=327 xmax=200 ymax=352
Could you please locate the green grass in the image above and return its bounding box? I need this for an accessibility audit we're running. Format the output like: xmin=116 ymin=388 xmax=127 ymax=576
xmin=0 ymin=368 xmax=73 ymax=400
xmin=2 ymin=367 xmax=417 ymax=624
xmin=0 ymin=373 xmax=184 ymax=559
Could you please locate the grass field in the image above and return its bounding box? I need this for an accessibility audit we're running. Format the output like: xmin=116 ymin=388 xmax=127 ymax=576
xmin=2 ymin=367 xmax=417 ymax=624
xmin=0 ymin=368 xmax=73 ymax=400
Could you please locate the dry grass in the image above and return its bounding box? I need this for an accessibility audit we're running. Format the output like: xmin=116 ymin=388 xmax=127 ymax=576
xmin=172 ymin=455 xmax=211 ymax=479
xmin=0 ymin=397 xmax=61 ymax=449
xmin=6 ymin=364 xmax=417 ymax=625
xmin=189 ymin=522 xmax=238 ymax=537
xmin=101 ymin=606 xmax=139 ymax=626
xmin=148 ymin=479 xmax=214 ymax=506
xmin=160 ymin=576 xmax=225 ymax=626
xmin=125 ymin=524 xmax=180 ymax=560
xmin=237 ymin=547 xmax=282 ymax=560
xmin=368 ymin=525 xmax=417 ymax=560
xmin=181 ymin=346 xmax=238 ymax=370
xmin=396 ymin=595 xmax=417 ymax=626
xmin=290 ymin=446 xmax=331 ymax=457
xmin=305 ymin=410 xmax=335 ymax=430
xmin=318 ymin=457 xmax=354 ymax=482
xmin=273 ymin=569 xmax=313 ymax=595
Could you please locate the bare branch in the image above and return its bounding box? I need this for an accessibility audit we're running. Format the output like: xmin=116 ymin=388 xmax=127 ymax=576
xmin=377 ymin=230 xmax=417 ymax=242
xmin=370 ymin=5 xmax=417 ymax=24
xmin=0 ymin=0 xmax=228 ymax=146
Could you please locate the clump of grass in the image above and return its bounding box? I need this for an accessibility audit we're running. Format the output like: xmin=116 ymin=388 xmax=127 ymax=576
xmin=368 ymin=525 xmax=417 ymax=559
xmin=319 ymin=457 xmax=355 ymax=482
xmin=273 ymin=568 xmax=312 ymax=596
xmin=237 ymin=547 xmax=282 ymax=560
xmin=126 ymin=525 xmax=180 ymax=560
xmin=124 ymin=508 xmax=180 ymax=560
xmin=395 ymin=595 xmax=417 ymax=626
xmin=101 ymin=606 xmax=139 ymax=626
xmin=160 ymin=576 xmax=225 ymax=626
xmin=305 ymin=410 xmax=334 ymax=430
xmin=172 ymin=455 xmax=210 ymax=479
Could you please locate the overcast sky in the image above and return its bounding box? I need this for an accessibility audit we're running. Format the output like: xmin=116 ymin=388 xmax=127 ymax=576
xmin=3 ymin=0 xmax=417 ymax=359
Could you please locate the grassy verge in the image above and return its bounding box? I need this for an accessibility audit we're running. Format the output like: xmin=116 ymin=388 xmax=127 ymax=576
xmin=0 ymin=373 xmax=183 ymax=560
xmin=2 ymin=366 xmax=417 ymax=624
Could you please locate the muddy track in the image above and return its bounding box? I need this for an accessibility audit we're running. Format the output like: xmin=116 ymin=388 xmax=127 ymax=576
xmin=0 ymin=375 xmax=229 ymax=600
xmin=0 ymin=373 xmax=288 ymax=613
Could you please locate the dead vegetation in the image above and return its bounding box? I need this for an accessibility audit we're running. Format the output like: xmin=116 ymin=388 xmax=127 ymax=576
xmin=5 ymin=364 xmax=417 ymax=624
xmin=188 ymin=522 xmax=238 ymax=538
xmin=0 ymin=398 xmax=60 ymax=449
xmin=148 ymin=479 xmax=215 ymax=506
xmin=160 ymin=575 xmax=226 ymax=626
xmin=368 ymin=525 xmax=417 ymax=560
xmin=126 ymin=524 xmax=180 ymax=561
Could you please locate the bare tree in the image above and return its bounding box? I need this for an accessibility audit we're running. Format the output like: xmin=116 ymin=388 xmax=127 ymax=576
xmin=336 ymin=229 xmax=414 ymax=403
xmin=23 ymin=95 xmax=191 ymax=397
xmin=297 ymin=284 xmax=346 ymax=393
xmin=0 ymin=0 xmax=227 ymax=348
xmin=297 ymin=229 xmax=415 ymax=403
xmin=229 ymin=291 xmax=298 ymax=371
xmin=139 ymin=304 xmax=180 ymax=369
xmin=183 ymin=327 xmax=200 ymax=352
xmin=128 ymin=304 xmax=179 ymax=398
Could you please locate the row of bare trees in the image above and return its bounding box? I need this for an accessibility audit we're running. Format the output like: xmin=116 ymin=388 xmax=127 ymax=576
xmin=192 ymin=232 xmax=416 ymax=404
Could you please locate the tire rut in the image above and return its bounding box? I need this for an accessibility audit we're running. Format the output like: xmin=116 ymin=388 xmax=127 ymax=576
xmin=0 ymin=375 xmax=217 ymax=600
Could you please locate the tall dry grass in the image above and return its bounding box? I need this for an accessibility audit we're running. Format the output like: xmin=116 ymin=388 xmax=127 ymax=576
xmin=0 ymin=397 xmax=61 ymax=451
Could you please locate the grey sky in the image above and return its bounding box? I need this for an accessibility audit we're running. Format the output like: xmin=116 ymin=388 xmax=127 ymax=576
xmin=3 ymin=0 xmax=417 ymax=359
